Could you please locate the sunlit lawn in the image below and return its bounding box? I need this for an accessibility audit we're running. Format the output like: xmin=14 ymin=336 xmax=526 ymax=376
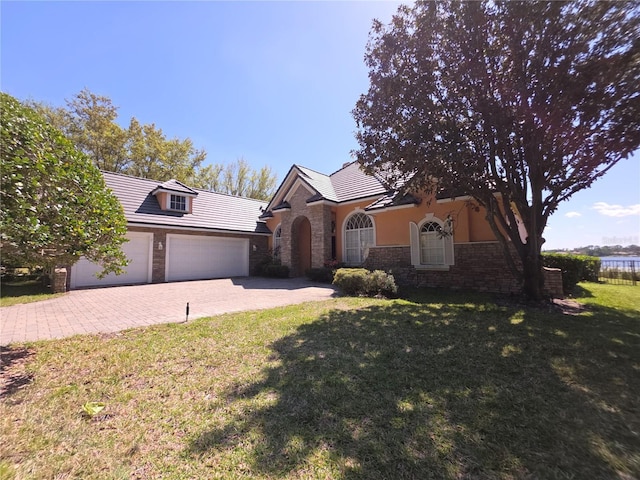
xmin=1 ymin=283 xmax=638 ymax=479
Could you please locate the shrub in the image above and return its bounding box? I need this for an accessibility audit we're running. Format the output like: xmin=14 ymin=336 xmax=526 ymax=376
xmin=262 ymin=264 xmax=290 ymax=278
xmin=306 ymin=267 xmax=335 ymax=283
xmin=581 ymin=257 xmax=601 ymax=282
xmin=332 ymin=268 xmax=370 ymax=295
xmin=542 ymin=253 xmax=601 ymax=293
xmin=364 ymin=269 xmax=398 ymax=297
xmin=332 ymin=268 xmax=397 ymax=297
xmin=255 ymin=251 xmax=290 ymax=278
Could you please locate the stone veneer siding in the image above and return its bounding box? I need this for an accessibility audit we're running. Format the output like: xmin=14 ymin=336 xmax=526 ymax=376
xmin=363 ymin=242 xmax=563 ymax=298
xmin=127 ymin=226 xmax=269 ymax=283
xmin=277 ymin=185 xmax=333 ymax=276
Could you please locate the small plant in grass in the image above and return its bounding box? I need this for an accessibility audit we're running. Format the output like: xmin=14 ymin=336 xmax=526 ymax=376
xmin=82 ymin=401 xmax=105 ymax=418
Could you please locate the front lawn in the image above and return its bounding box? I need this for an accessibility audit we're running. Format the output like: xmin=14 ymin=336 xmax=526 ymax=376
xmin=1 ymin=283 xmax=638 ymax=479
xmin=0 ymin=280 xmax=63 ymax=307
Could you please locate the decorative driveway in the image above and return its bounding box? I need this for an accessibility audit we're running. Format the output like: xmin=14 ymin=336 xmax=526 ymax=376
xmin=0 ymin=278 xmax=338 ymax=346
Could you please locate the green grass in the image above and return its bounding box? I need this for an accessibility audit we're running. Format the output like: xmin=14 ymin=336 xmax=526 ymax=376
xmin=1 ymin=283 xmax=639 ymax=479
xmin=0 ymin=280 xmax=64 ymax=307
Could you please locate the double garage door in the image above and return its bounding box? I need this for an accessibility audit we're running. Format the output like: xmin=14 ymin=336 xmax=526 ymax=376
xmin=165 ymin=234 xmax=249 ymax=282
xmin=71 ymin=232 xmax=249 ymax=289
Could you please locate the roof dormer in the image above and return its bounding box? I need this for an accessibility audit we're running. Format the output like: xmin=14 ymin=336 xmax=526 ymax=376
xmin=151 ymin=179 xmax=198 ymax=214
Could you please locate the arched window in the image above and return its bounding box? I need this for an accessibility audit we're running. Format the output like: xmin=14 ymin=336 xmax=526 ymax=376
xmin=273 ymin=224 xmax=282 ymax=259
xmin=409 ymin=216 xmax=454 ymax=268
xmin=344 ymin=212 xmax=374 ymax=264
xmin=420 ymin=221 xmax=445 ymax=265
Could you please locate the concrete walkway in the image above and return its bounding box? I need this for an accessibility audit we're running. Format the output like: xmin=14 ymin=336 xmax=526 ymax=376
xmin=0 ymin=278 xmax=338 ymax=346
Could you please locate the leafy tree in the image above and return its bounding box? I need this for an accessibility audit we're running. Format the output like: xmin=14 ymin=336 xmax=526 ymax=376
xmin=353 ymin=1 xmax=640 ymax=300
xmin=193 ymin=158 xmax=277 ymax=200
xmin=1 ymin=92 xmax=128 ymax=278
xmin=125 ymin=118 xmax=206 ymax=183
xmin=64 ymin=88 xmax=130 ymax=172
xmin=30 ymin=89 xmax=277 ymax=200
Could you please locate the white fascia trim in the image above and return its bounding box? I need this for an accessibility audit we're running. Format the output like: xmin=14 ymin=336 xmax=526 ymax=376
xmin=154 ymin=188 xmax=198 ymax=198
xmin=337 ymin=194 xmax=388 ymax=207
xmin=436 ymin=195 xmax=472 ymax=204
xmin=127 ymin=222 xmax=272 ymax=236
xmin=306 ymin=199 xmax=338 ymax=207
xmin=265 ymin=167 xmax=303 ymax=210
xmin=366 ymin=202 xmax=418 ymax=213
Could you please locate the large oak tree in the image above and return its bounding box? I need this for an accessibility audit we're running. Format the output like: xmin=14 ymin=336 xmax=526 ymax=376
xmin=353 ymin=0 xmax=640 ymax=300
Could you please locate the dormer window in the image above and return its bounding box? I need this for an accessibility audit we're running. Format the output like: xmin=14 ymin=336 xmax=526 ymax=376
xmin=170 ymin=194 xmax=187 ymax=212
xmin=151 ymin=179 xmax=198 ymax=214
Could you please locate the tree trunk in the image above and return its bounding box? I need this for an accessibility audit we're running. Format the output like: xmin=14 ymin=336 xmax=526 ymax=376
xmin=521 ymin=247 xmax=545 ymax=301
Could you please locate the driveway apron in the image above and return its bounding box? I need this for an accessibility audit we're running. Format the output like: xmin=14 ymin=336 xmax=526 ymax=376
xmin=0 ymin=278 xmax=337 ymax=346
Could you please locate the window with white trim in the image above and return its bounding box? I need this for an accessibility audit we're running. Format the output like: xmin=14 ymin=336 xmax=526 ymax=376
xmin=420 ymin=221 xmax=445 ymax=265
xmin=344 ymin=212 xmax=374 ymax=265
xmin=409 ymin=217 xmax=454 ymax=268
xmin=170 ymin=194 xmax=187 ymax=211
xmin=273 ymin=224 xmax=282 ymax=259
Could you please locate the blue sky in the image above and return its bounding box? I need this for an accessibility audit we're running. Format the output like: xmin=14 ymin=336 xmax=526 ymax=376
xmin=2 ymin=1 xmax=638 ymax=250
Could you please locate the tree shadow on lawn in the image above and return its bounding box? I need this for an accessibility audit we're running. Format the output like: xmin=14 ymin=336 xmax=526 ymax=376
xmin=187 ymin=291 xmax=640 ymax=479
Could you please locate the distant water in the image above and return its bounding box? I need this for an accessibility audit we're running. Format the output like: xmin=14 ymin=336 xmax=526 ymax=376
xmin=600 ymin=256 xmax=640 ymax=262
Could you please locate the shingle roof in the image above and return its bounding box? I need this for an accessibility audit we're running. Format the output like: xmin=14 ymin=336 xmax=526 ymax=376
xmin=295 ymin=165 xmax=338 ymax=202
xmin=152 ymin=179 xmax=198 ymax=195
xmin=365 ymin=192 xmax=421 ymax=211
xmin=329 ymin=161 xmax=387 ymax=202
xmin=102 ymin=171 xmax=270 ymax=235
xmin=264 ymin=161 xmax=412 ymax=216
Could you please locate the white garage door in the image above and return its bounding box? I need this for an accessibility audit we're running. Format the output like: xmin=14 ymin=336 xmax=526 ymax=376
xmin=70 ymin=232 xmax=153 ymax=289
xmin=166 ymin=234 xmax=249 ymax=282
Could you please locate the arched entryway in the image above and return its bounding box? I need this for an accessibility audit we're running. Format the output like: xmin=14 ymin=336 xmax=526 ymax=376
xmin=291 ymin=216 xmax=311 ymax=276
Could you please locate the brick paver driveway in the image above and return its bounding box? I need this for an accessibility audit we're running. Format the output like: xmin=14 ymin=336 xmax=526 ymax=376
xmin=0 ymin=277 xmax=338 ymax=346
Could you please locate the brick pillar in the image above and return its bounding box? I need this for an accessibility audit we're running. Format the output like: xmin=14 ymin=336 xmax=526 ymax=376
xmin=543 ymin=267 xmax=563 ymax=298
xmin=309 ymin=204 xmax=333 ymax=268
xmin=152 ymin=231 xmax=167 ymax=283
xmin=52 ymin=267 xmax=68 ymax=293
xmin=280 ymin=209 xmax=293 ymax=272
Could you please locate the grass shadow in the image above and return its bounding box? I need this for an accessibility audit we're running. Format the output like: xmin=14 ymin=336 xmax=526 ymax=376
xmin=0 ymin=280 xmax=50 ymax=298
xmin=0 ymin=346 xmax=34 ymax=398
xmin=187 ymin=288 xmax=640 ymax=478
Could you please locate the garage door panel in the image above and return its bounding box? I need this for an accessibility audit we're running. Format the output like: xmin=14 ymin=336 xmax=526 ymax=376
xmin=71 ymin=232 xmax=152 ymax=288
xmin=166 ymin=234 xmax=249 ymax=282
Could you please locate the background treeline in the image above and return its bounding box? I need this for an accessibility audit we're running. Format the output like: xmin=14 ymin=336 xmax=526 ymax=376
xmin=29 ymin=89 xmax=277 ymax=200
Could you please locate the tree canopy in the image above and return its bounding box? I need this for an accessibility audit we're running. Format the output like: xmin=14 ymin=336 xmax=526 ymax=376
xmin=353 ymin=0 xmax=640 ymax=299
xmin=30 ymin=89 xmax=277 ymax=200
xmin=1 ymin=92 xmax=128 ymax=276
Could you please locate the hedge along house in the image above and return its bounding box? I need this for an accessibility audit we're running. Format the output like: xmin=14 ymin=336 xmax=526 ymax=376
xmin=261 ymin=161 xmax=562 ymax=296
xmin=68 ymin=171 xmax=270 ymax=289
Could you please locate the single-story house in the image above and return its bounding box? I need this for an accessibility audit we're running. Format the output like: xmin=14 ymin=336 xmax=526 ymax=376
xmin=67 ymin=164 xmax=562 ymax=296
